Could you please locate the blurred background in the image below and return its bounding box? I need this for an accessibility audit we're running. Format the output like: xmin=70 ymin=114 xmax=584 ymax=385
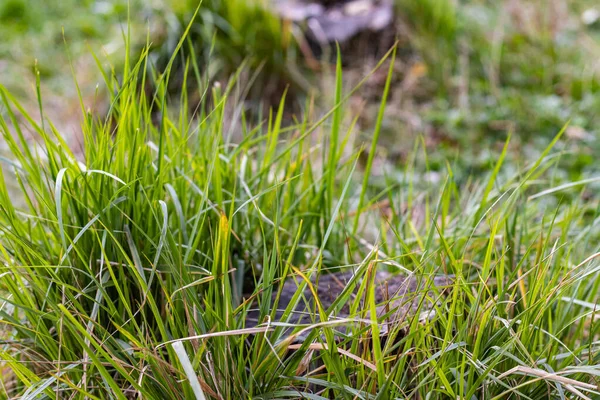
xmin=1 ymin=0 xmax=600 ymax=185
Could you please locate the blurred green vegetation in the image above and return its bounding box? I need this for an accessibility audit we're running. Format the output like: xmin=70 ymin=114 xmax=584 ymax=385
xmin=397 ymin=0 xmax=600 ymax=142
xmin=145 ymin=0 xmax=600 ymax=181
xmin=0 ymin=0 xmax=130 ymax=76
xmin=149 ymin=0 xmax=305 ymax=108
xmin=1 ymin=0 xmax=600 ymax=181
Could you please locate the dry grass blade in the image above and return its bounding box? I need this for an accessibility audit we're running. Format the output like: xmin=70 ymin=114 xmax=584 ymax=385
xmin=288 ymin=343 xmax=378 ymax=372
xmin=498 ymin=366 xmax=597 ymax=398
xmin=157 ymin=327 xmax=273 ymax=349
xmin=171 ymin=342 xmax=207 ymax=400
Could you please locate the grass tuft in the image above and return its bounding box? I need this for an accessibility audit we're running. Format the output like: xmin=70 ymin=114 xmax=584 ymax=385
xmin=1 ymin=24 xmax=600 ymax=400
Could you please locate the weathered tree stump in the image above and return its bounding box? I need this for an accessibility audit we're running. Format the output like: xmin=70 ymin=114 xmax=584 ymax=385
xmin=276 ymin=0 xmax=394 ymax=43
xmin=246 ymin=269 xmax=451 ymax=340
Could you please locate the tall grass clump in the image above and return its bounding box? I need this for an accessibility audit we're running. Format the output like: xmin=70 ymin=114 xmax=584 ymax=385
xmin=1 ymin=28 xmax=600 ymax=399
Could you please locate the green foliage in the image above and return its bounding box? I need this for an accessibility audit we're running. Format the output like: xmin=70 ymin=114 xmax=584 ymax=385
xmin=396 ymin=0 xmax=458 ymax=86
xmin=0 ymin=0 xmax=136 ymax=103
xmin=154 ymin=0 xmax=301 ymax=104
xmin=0 ymin=31 xmax=369 ymax=397
xmin=1 ymin=2 xmax=600 ymax=398
xmin=2 ymin=26 xmax=600 ymax=398
xmin=395 ymin=0 xmax=600 ymax=149
xmin=0 ymin=0 xmax=28 ymax=24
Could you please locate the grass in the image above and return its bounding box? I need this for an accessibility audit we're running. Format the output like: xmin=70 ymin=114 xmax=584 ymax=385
xmin=138 ymin=0 xmax=600 ymax=190
xmin=153 ymin=0 xmax=302 ymax=106
xmin=0 ymin=0 xmax=138 ymax=88
xmin=4 ymin=0 xmax=600 ymax=170
xmin=392 ymin=0 xmax=600 ymax=154
xmin=1 ymin=17 xmax=600 ymax=399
